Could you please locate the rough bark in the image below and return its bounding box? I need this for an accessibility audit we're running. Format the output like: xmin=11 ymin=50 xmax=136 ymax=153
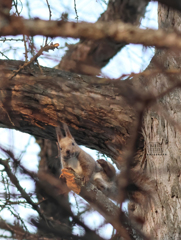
xmin=150 ymin=0 xmax=181 ymax=12
xmin=129 ymin=4 xmax=181 ymax=239
xmin=0 ymin=59 xmax=141 ymax=164
xmin=0 ymin=56 xmax=180 ymax=161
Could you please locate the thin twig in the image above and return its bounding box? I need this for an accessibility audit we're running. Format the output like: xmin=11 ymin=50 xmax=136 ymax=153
xmin=9 ymin=43 xmax=59 ymax=79
xmin=45 ymin=0 xmax=52 ymax=46
xmin=0 ymin=217 xmax=51 ymax=240
xmin=118 ymin=67 xmax=181 ymax=81
xmin=74 ymin=0 xmax=78 ymax=22
xmin=5 ymin=204 xmax=29 ymax=232
xmin=0 ymin=51 xmax=9 ymax=60
xmin=36 ymin=59 xmax=44 ymax=74
xmin=1 ymin=106 xmax=14 ymax=126
xmin=23 ymin=35 xmax=28 ymax=62
xmin=0 ymin=149 xmax=101 ymax=239
xmin=0 ymin=158 xmax=45 ymax=220
xmin=0 ymin=38 xmax=24 ymax=42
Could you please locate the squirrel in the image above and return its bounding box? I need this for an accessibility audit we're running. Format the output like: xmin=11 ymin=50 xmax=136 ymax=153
xmin=56 ymin=124 xmax=153 ymax=204
xmin=56 ymin=124 xmax=102 ymax=184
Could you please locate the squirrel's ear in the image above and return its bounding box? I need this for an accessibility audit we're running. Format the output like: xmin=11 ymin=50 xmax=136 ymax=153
xmin=63 ymin=123 xmax=74 ymax=139
xmin=56 ymin=126 xmax=63 ymax=143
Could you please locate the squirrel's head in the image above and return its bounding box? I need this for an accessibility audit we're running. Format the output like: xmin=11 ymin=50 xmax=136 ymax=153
xmin=56 ymin=124 xmax=79 ymax=161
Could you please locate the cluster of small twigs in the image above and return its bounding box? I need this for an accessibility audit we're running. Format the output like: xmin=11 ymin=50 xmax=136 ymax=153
xmin=0 ymin=147 xmax=106 ymax=240
xmin=9 ymin=43 xmax=59 ymax=79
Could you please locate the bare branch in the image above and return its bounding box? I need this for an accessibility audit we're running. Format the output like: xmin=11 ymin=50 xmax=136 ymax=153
xmin=0 ymin=59 xmax=136 ymax=161
xmin=74 ymin=0 xmax=78 ymax=22
xmin=23 ymin=34 xmax=28 ymax=62
xmin=1 ymin=16 xmax=181 ymax=52
xmin=9 ymin=43 xmax=59 ymax=79
xmin=0 ymin=158 xmax=45 ymax=219
xmin=45 ymin=0 xmax=52 ymax=46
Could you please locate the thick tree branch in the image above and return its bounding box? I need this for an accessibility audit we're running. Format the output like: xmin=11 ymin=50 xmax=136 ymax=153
xmin=9 ymin=43 xmax=59 ymax=79
xmin=0 ymin=59 xmax=138 ymax=162
xmin=1 ymin=57 xmax=180 ymax=162
xmin=1 ymin=55 xmax=181 ymax=164
xmin=1 ymin=16 xmax=181 ymax=51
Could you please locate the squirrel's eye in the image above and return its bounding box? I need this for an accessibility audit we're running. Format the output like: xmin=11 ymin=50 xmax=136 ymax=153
xmin=72 ymin=142 xmax=75 ymax=146
xmin=60 ymin=147 xmax=62 ymax=150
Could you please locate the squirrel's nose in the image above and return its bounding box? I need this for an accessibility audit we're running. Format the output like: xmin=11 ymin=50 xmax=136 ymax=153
xmin=66 ymin=150 xmax=70 ymax=155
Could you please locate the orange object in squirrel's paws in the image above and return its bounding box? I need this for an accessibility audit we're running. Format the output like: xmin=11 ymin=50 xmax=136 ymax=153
xmin=54 ymin=43 xmax=59 ymax=47
xmin=60 ymin=169 xmax=81 ymax=194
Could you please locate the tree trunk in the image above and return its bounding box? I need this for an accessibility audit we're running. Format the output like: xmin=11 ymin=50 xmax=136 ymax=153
xmin=36 ymin=138 xmax=73 ymax=234
xmin=129 ymin=4 xmax=181 ymax=239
